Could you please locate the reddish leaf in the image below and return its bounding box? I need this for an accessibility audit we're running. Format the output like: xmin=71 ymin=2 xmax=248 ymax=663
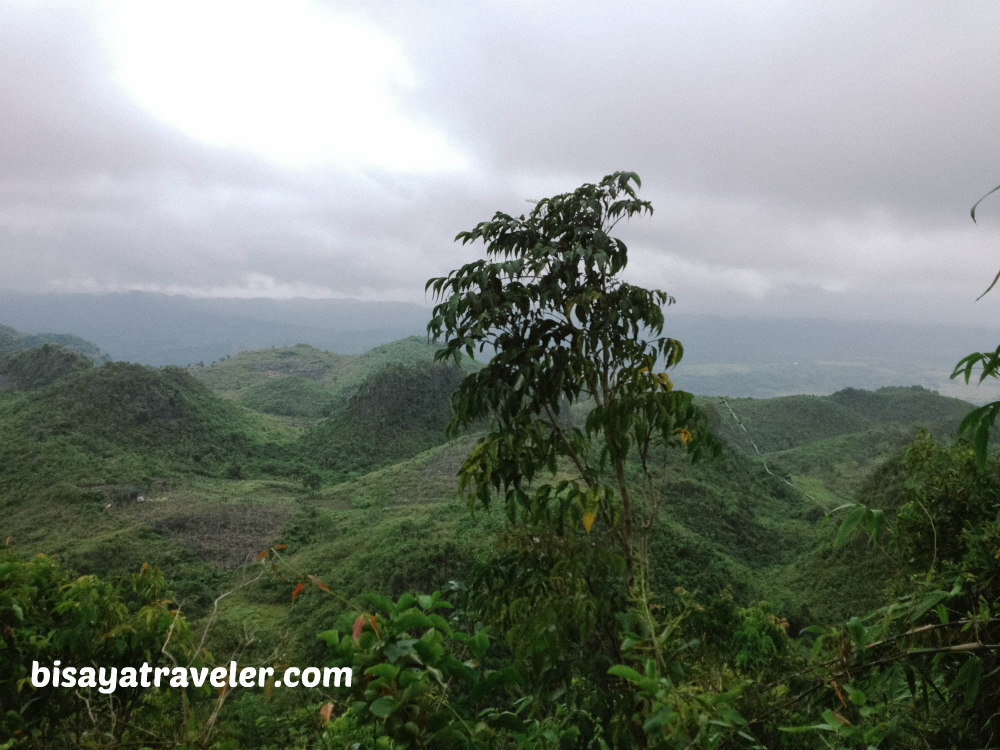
xmin=352 ymin=614 xmax=366 ymax=642
xmin=273 ymin=543 xmax=288 ymax=550
xmin=319 ymin=702 xmax=334 ymax=723
xmin=256 ymin=549 xmax=269 ymax=560
xmin=291 ymin=582 xmax=304 ymax=602
xmin=308 ymin=574 xmax=330 ymax=593
xmin=368 ymin=614 xmax=379 ymax=636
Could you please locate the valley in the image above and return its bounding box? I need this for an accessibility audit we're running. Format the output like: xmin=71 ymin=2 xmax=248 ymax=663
xmin=0 ymin=320 xmax=990 ymax=748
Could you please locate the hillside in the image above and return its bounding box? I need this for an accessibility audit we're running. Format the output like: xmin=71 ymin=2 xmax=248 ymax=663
xmin=0 ymin=322 xmax=104 ymax=359
xmin=0 ymin=361 xmax=297 ymax=498
xmin=0 ymin=338 xmax=972 ymax=610
xmin=189 ymin=337 xmax=445 ymax=423
xmin=707 ymin=386 xmax=971 ymax=495
xmin=0 ymin=335 xmax=973 ymax=611
xmin=298 ymin=360 xmax=466 ymax=479
xmin=0 ymin=333 xmax=985 ymax=747
xmin=0 ymin=342 xmax=95 ymax=389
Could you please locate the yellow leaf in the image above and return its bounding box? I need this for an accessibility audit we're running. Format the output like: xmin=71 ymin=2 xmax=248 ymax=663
xmin=582 ymin=510 xmax=596 ymax=534
xmin=676 ymin=428 xmax=692 ymax=445
xmin=656 ymin=373 xmax=674 ymax=391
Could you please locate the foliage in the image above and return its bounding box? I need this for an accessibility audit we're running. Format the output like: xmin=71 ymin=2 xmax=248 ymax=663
xmin=952 ymin=183 xmax=1000 ymax=465
xmin=299 ymin=361 xmax=465 ymax=479
xmin=0 ymin=323 xmax=103 ymax=361
xmin=0 ymin=343 xmax=94 ymax=389
xmin=952 ymin=348 xmax=1000 ymax=465
xmin=608 ymin=588 xmax=764 ymax=749
xmin=238 ymin=375 xmax=337 ymax=418
xmin=0 ymin=545 xmax=197 ymax=748
xmin=796 ymin=434 xmax=1000 ymax=747
xmin=427 ymin=171 xmax=717 ymax=572
xmin=320 ymin=590 xmax=515 ymax=749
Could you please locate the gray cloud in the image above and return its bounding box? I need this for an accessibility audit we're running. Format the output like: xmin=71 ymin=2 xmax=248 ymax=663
xmin=2 ymin=1 xmax=1000 ymax=326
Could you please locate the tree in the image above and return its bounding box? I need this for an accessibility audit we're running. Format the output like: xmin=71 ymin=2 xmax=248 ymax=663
xmin=426 ymin=171 xmax=716 ymax=577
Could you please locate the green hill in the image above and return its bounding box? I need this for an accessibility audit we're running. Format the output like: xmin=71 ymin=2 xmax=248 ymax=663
xmin=0 ymin=322 xmax=104 ymax=360
xmin=237 ymin=375 xmax=338 ymax=418
xmin=0 ymin=342 xmax=95 ymax=389
xmin=0 ymin=339 xmax=973 ymax=628
xmin=190 ymin=337 xmax=446 ymax=426
xmin=190 ymin=343 xmax=355 ymax=398
xmin=0 ymin=362 xmax=296 ymax=497
xmin=298 ymin=360 xmax=465 ymax=479
xmin=707 ymin=386 xmax=971 ymax=496
xmin=0 ymin=331 xmax=985 ymax=747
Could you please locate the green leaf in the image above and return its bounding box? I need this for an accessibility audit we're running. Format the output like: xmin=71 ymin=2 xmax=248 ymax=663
xmin=362 ymin=593 xmax=395 ymax=615
xmin=844 ymin=684 xmax=866 ymax=706
xmin=956 ymin=656 xmax=983 ymax=711
xmin=642 ymin=706 xmax=672 ymax=732
xmin=976 ymin=268 xmax=1000 ymax=301
xmin=834 ymin=504 xmax=867 ymax=548
xmin=607 ymin=664 xmax=658 ymax=693
xmin=846 ymin=616 xmax=867 ymax=652
xmin=383 ymin=638 xmax=418 ymax=663
xmin=365 ymin=663 xmax=400 ymax=681
xmin=369 ymin=696 xmax=399 ymax=718
xmin=393 ymin=610 xmax=433 ymax=631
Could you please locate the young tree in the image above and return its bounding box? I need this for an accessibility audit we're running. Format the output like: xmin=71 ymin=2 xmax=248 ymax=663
xmin=426 ymin=171 xmax=716 ymax=576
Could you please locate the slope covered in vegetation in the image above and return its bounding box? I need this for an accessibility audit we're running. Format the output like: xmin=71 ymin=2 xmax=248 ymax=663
xmin=190 ymin=336 xmax=441 ymax=408
xmin=0 ymin=324 xmax=988 ymax=748
xmin=298 ymin=360 xmax=465 ymax=479
xmin=0 ymin=361 xmax=297 ymax=498
xmin=0 ymin=322 xmax=104 ymax=360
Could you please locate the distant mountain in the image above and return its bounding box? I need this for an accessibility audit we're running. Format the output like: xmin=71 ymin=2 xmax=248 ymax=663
xmin=0 ymin=290 xmax=431 ymax=365
xmin=0 ymin=322 xmax=104 ymax=360
xmin=0 ymin=291 xmax=996 ymax=400
xmin=666 ymin=314 xmax=999 ymax=401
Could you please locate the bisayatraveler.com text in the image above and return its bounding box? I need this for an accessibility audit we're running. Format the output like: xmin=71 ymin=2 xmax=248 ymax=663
xmin=30 ymin=660 xmax=352 ymax=694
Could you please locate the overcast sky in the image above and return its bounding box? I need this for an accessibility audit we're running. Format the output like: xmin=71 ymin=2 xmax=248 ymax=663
xmin=3 ymin=1 xmax=1000 ymax=325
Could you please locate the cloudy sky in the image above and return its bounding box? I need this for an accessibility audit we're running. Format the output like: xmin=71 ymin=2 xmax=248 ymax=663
xmin=3 ymin=1 xmax=1000 ymax=325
